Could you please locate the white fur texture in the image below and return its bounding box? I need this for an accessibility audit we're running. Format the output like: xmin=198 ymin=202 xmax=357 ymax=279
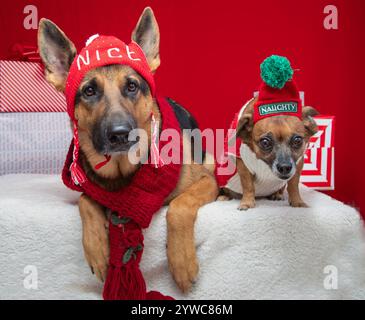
xmin=0 ymin=174 xmax=364 ymax=300
xmin=241 ymin=144 xmax=287 ymax=197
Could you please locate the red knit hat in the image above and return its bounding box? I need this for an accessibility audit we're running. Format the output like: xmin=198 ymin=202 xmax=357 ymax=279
xmin=63 ymin=34 xmax=156 ymax=185
xmin=253 ymin=55 xmax=302 ymax=123
xmin=65 ymin=34 xmax=155 ymax=121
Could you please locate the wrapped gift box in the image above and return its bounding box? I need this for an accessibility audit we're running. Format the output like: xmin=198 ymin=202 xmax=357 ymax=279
xmin=300 ymin=116 xmax=335 ymax=190
xmin=0 ymin=60 xmax=66 ymax=112
xmin=0 ymin=60 xmax=71 ymax=175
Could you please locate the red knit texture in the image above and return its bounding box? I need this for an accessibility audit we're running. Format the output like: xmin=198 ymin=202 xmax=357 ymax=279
xmin=253 ymin=80 xmax=302 ymax=123
xmin=62 ymin=95 xmax=181 ymax=300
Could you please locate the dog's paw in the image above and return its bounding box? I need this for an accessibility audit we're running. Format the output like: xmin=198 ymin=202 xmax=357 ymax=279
xmin=238 ymin=199 xmax=256 ymax=211
xmin=171 ymin=259 xmax=199 ymax=293
xmin=167 ymin=242 xmax=199 ymax=293
xmin=217 ymin=195 xmax=231 ymax=201
xmin=83 ymin=222 xmax=109 ymax=282
xmin=289 ymin=200 xmax=308 ymax=208
xmin=267 ymin=191 xmax=285 ymax=201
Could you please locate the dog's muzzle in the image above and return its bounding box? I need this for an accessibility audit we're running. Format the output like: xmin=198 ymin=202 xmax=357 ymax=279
xmin=272 ymin=158 xmax=296 ymax=181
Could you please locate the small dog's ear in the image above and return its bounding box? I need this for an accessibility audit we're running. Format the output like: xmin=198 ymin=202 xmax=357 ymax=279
xmin=302 ymin=106 xmax=319 ymax=137
xmin=132 ymin=7 xmax=160 ymax=73
xmin=38 ymin=18 xmax=76 ymax=91
xmin=236 ymin=105 xmax=254 ymax=141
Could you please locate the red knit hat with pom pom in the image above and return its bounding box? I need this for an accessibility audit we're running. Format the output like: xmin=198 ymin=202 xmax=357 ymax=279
xmin=254 ymin=55 xmax=302 ymax=123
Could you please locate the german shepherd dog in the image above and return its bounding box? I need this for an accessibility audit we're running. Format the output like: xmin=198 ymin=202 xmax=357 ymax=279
xmin=38 ymin=7 xmax=218 ymax=293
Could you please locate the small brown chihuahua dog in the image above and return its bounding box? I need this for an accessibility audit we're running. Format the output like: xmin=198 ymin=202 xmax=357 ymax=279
xmin=220 ymin=56 xmax=318 ymax=210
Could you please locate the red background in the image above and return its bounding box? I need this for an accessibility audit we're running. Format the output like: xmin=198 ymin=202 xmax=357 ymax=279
xmin=1 ymin=0 xmax=364 ymax=216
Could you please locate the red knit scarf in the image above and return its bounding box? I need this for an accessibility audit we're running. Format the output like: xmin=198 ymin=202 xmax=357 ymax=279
xmin=62 ymin=95 xmax=182 ymax=300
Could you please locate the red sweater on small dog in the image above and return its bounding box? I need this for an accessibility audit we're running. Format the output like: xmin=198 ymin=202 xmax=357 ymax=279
xmin=62 ymin=35 xmax=181 ymax=300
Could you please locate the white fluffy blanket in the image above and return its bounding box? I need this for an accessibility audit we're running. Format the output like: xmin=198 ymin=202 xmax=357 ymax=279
xmin=0 ymin=174 xmax=364 ymax=300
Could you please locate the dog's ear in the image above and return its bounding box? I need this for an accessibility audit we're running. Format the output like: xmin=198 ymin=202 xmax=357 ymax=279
xmin=38 ymin=18 xmax=76 ymax=91
xmin=132 ymin=7 xmax=160 ymax=73
xmin=236 ymin=105 xmax=254 ymax=142
xmin=302 ymin=106 xmax=319 ymax=137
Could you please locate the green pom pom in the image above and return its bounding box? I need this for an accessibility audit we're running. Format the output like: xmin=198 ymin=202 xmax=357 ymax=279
xmin=260 ymin=55 xmax=293 ymax=89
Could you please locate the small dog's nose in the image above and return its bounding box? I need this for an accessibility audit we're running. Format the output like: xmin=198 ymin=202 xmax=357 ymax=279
xmin=107 ymin=124 xmax=132 ymax=145
xmin=276 ymin=163 xmax=292 ymax=176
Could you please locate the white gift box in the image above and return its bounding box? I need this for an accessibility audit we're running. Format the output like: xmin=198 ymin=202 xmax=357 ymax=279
xmin=300 ymin=116 xmax=335 ymax=190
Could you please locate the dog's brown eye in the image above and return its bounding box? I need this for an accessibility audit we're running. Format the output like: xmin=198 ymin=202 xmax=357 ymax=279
xmin=83 ymin=86 xmax=96 ymax=97
xmin=127 ymin=81 xmax=138 ymax=93
xmin=291 ymin=136 xmax=303 ymax=148
xmin=259 ymin=137 xmax=273 ymax=151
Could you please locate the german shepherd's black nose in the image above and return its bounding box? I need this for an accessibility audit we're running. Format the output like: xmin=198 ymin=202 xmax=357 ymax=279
xmin=107 ymin=124 xmax=132 ymax=145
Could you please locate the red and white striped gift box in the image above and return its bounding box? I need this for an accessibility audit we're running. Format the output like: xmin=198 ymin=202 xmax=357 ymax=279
xmin=0 ymin=60 xmax=66 ymax=112
xmin=300 ymin=116 xmax=335 ymax=190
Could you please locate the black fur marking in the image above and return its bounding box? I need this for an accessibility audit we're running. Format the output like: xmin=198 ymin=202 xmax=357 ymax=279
xmin=121 ymin=76 xmax=150 ymax=101
xmin=138 ymin=77 xmax=149 ymax=96
xmin=167 ymin=98 xmax=198 ymax=131
xmin=135 ymin=12 xmax=152 ymax=45
xmin=91 ymin=118 xmax=105 ymax=154
xmin=44 ymin=21 xmax=68 ymax=49
xmin=76 ymin=78 xmax=103 ymax=106
xmin=167 ymin=98 xmax=206 ymax=164
xmin=75 ymin=90 xmax=82 ymax=106
xmin=42 ymin=21 xmax=74 ymax=68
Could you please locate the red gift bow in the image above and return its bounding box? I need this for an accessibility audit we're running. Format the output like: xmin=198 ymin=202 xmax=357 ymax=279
xmin=9 ymin=43 xmax=41 ymax=62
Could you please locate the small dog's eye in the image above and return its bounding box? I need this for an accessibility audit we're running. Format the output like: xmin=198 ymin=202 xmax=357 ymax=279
xmin=127 ymin=81 xmax=139 ymax=93
xmin=291 ymin=136 xmax=303 ymax=148
xmin=83 ymin=86 xmax=96 ymax=97
xmin=259 ymin=137 xmax=273 ymax=151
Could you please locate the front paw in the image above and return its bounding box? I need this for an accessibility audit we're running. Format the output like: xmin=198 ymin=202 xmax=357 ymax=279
xmin=217 ymin=195 xmax=231 ymax=201
xmin=83 ymin=223 xmax=109 ymax=282
xmin=289 ymin=200 xmax=308 ymax=208
xmin=238 ymin=199 xmax=256 ymax=210
xmin=267 ymin=191 xmax=285 ymax=201
xmin=167 ymin=241 xmax=199 ymax=293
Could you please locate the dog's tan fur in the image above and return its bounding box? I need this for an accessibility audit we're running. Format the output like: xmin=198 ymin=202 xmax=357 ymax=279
xmin=227 ymin=97 xmax=318 ymax=209
xmin=38 ymin=7 xmax=218 ymax=293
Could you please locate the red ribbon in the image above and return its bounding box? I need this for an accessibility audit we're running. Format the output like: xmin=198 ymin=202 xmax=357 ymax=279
xmin=94 ymin=155 xmax=112 ymax=170
xmin=9 ymin=43 xmax=41 ymax=62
